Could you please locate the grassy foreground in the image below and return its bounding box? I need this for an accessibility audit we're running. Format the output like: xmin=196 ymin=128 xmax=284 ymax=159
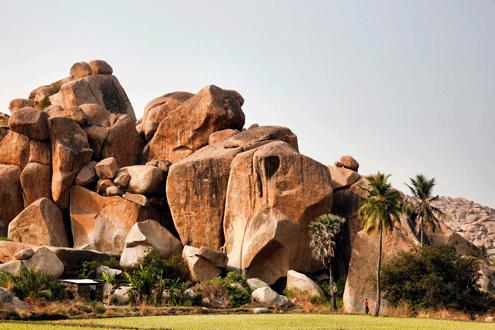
xmin=0 ymin=314 xmax=494 ymax=330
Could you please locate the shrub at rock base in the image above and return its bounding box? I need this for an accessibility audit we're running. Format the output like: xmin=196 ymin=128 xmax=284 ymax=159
xmin=0 ymin=266 xmax=65 ymax=301
xmin=207 ymin=272 xmax=251 ymax=308
xmin=124 ymin=251 xmax=190 ymax=306
xmin=381 ymin=244 xmax=495 ymax=316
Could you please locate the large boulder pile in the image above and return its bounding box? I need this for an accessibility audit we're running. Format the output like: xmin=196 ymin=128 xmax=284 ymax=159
xmin=0 ymin=59 xmax=488 ymax=313
xmin=432 ymin=197 xmax=495 ymax=255
xmin=0 ymin=60 xmax=334 ymax=284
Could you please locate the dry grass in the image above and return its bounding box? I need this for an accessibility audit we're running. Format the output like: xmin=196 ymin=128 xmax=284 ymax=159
xmin=49 ymin=314 xmax=495 ymax=330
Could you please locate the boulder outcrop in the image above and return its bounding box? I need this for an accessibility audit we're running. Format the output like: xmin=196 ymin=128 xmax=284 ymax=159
xmin=119 ymin=165 xmax=163 ymax=195
xmin=95 ymin=157 xmax=118 ymax=179
xmin=70 ymin=62 xmax=93 ymax=79
xmin=0 ymin=59 xmax=489 ymax=313
xmin=328 ymin=165 xmax=360 ymax=190
xmin=29 ymin=140 xmax=51 ymax=165
xmin=251 ymin=287 xmax=290 ymax=307
xmin=286 ymin=270 xmax=323 ymax=297
xmin=101 ymin=115 xmax=144 ymax=167
xmin=0 ymin=287 xmax=29 ymax=311
xmin=9 ymin=99 xmax=35 ymax=113
xmin=74 ymin=161 xmax=97 ymax=187
xmin=146 ymin=85 xmax=245 ymax=163
xmin=342 ymin=221 xmax=417 ymax=314
xmin=59 ymin=74 xmax=136 ymax=121
xmin=337 ymin=155 xmax=359 ymax=172
xmin=167 ymin=126 xmax=298 ymax=249
xmin=48 ymin=117 xmax=93 ymax=208
xmin=432 ymin=197 xmax=495 ymax=255
xmin=45 ymin=105 xmax=89 ymax=126
xmin=0 ymin=247 xmax=64 ymax=278
xmin=88 ymin=60 xmax=113 ymax=75
xmin=8 ymin=107 xmax=49 ymax=140
xmin=246 ymin=278 xmax=269 ymax=291
xmin=0 ymin=131 xmax=31 ymax=169
xmin=23 ymin=247 xmax=65 ymax=278
xmin=140 ymin=91 xmax=193 ymax=140
xmin=224 ymin=141 xmax=332 ymax=284
xmin=0 ymin=165 xmax=23 ymax=232
xmin=8 ymin=198 xmax=68 ymax=247
xmin=120 ymin=220 xmax=182 ymax=268
xmin=70 ymin=186 xmax=159 ymax=253
xmin=208 ymin=129 xmax=239 ymax=145
xmin=182 ymin=245 xmax=222 ymax=282
xmin=195 ymin=246 xmax=228 ymax=268
xmin=20 ymin=162 xmax=52 ymax=206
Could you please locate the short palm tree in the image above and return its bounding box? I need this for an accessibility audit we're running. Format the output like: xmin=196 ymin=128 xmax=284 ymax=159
xmin=405 ymin=174 xmax=444 ymax=247
xmin=359 ymin=172 xmax=403 ymax=316
xmin=309 ymin=214 xmax=346 ymax=310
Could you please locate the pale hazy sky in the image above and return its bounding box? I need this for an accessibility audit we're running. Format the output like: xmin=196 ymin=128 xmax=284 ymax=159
xmin=1 ymin=1 xmax=494 ymax=207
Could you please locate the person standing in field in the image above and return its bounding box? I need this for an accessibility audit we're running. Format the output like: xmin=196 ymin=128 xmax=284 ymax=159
xmin=364 ymin=298 xmax=369 ymax=315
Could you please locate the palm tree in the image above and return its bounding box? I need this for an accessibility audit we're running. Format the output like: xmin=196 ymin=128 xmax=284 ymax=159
xmin=405 ymin=174 xmax=444 ymax=247
xmin=309 ymin=214 xmax=346 ymax=310
xmin=359 ymin=172 xmax=403 ymax=316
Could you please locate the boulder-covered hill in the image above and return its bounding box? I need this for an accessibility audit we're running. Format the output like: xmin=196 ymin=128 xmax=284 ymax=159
xmin=433 ymin=197 xmax=495 ymax=255
xmin=0 ymin=60 xmax=490 ymax=313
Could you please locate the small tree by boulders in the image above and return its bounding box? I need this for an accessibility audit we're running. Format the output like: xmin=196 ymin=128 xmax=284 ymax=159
xmin=381 ymin=244 xmax=495 ymax=316
xmin=309 ymin=213 xmax=346 ymax=310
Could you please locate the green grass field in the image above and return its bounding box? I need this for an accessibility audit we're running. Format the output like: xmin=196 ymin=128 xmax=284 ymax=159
xmin=0 ymin=314 xmax=494 ymax=330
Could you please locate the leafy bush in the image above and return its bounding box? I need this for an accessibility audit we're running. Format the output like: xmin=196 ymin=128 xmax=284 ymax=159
xmin=124 ymin=251 xmax=190 ymax=306
xmin=162 ymin=278 xmax=193 ymax=306
xmin=193 ymin=282 xmax=229 ymax=308
xmin=92 ymin=303 xmax=106 ymax=314
xmin=0 ymin=267 xmax=65 ymax=301
xmin=125 ymin=263 xmax=162 ymax=305
xmin=38 ymin=96 xmax=51 ymax=110
xmin=77 ymin=257 xmax=120 ymax=279
xmin=208 ymin=272 xmax=251 ymax=307
xmin=50 ymin=80 xmax=63 ymax=93
xmin=157 ymin=253 xmax=188 ymax=282
xmin=381 ymin=244 xmax=494 ymax=315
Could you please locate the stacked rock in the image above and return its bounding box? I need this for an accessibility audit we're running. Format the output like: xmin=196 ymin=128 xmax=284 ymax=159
xmin=0 ymin=60 xmax=487 ymax=312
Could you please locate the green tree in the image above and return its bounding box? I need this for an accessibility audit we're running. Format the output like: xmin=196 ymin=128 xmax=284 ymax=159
xmin=405 ymin=174 xmax=444 ymax=247
xmin=359 ymin=172 xmax=403 ymax=316
xmin=309 ymin=213 xmax=346 ymax=310
xmin=381 ymin=245 xmax=493 ymax=316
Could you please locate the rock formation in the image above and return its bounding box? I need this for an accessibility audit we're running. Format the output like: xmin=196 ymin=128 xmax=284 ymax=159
xmin=432 ymin=197 xmax=495 ymax=255
xmin=0 ymin=59 xmax=489 ymax=314
xmin=224 ymin=141 xmax=332 ymax=284
xmin=8 ymin=198 xmax=67 ymax=247
xmin=166 ymin=126 xmax=298 ymax=250
xmin=70 ymin=186 xmax=159 ymax=254
xmin=120 ymin=220 xmax=182 ymax=268
xmin=145 ymin=85 xmax=245 ymax=163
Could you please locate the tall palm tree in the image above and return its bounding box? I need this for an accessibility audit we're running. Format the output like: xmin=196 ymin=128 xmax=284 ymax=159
xmin=405 ymin=174 xmax=444 ymax=247
xmin=359 ymin=172 xmax=403 ymax=316
xmin=309 ymin=214 xmax=346 ymax=310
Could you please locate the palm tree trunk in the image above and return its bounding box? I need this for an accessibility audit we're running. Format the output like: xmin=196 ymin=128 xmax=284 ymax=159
xmin=374 ymin=225 xmax=383 ymax=317
xmin=420 ymin=221 xmax=424 ymax=248
xmin=328 ymin=259 xmax=336 ymax=311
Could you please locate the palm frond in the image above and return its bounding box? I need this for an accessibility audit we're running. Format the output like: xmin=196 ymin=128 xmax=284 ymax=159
xmin=309 ymin=214 xmax=346 ymax=264
xmin=359 ymin=172 xmax=403 ymax=235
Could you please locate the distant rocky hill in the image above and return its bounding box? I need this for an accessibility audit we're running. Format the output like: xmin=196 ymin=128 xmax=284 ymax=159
xmin=433 ymin=197 xmax=495 ymax=255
